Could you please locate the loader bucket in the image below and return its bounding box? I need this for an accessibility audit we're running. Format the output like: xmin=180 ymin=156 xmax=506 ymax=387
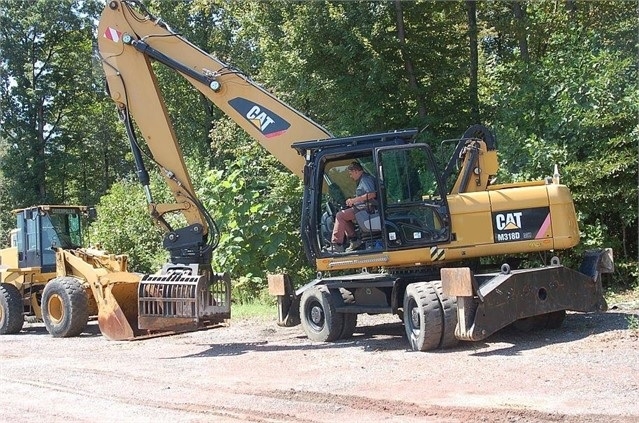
xmin=96 ymin=273 xmax=142 ymax=340
xmin=137 ymin=267 xmax=231 ymax=333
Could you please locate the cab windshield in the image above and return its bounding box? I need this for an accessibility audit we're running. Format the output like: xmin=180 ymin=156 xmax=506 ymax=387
xmin=41 ymin=212 xmax=82 ymax=250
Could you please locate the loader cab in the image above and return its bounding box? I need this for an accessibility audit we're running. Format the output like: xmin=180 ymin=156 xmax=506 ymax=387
xmin=296 ymin=130 xmax=451 ymax=262
xmin=13 ymin=205 xmax=91 ymax=272
xmin=9 ymin=229 xmax=18 ymax=248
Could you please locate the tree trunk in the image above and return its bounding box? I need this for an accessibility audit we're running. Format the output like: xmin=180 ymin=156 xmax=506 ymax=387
xmin=394 ymin=0 xmax=427 ymax=120
xmin=466 ymin=0 xmax=480 ymax=123
xmin=512 ymin=2 xmax=530 ymax=62
xmin=36 ymin=99 xmax=47 ymax=202
xmin=564 ymin=0 xmax=577 ymax=17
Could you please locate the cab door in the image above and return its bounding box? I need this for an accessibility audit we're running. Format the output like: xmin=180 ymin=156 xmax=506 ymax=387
xmin=17 ymin=208 xmax=42 ymax=269
xmin=376 ymin=144 xmax=451 ymax=249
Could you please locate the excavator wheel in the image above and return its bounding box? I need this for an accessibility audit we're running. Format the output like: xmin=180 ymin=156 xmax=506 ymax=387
xmin=403 ymin=282 xmax=443 ymax=351
xmin=300 ymin=285 xmax=344 ymax=342
xmin=462 ymin=124 xmax=496 ymax=150
xmin=545 ymin=310 xmax=567 ymax=329
xmin=338 ymin=288 xmax=357 ymax=339
xmin=513 ymin=310 xmax=567 ymax=332
xmin=0 ymin=283 xmax=24 ymax=334
xmin=431 ymin=280 xmax=459 ymax=349
xmin=41 ymin=277 xmax=89 ymax=337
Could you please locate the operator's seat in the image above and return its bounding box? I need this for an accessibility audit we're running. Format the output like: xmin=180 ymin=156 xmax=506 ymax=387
xmin=354 ymin=209 xmax=381 ymax=235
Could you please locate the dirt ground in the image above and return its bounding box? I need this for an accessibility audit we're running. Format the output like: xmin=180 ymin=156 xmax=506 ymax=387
xmin=1 ymin=301 xmax=638 ymax=423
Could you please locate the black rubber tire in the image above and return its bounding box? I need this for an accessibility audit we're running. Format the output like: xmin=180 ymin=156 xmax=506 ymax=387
xmin=513 ymin=309 xmax=567 ymax=332
xmin=337 ymin=288 xmax=357 ymax=339
xmin=431 ymin=280 xmax=459 ymax=349
xmin=0 ymin=283 xmax=24 ymax=334
xmin=340 ymin=313 xmax=358 ymax=339
xmin=403 ymin=282 xmax=443 ymax=351
xmin=463 ymin=124 xmax=496 ymax=150
xmin=41 ymin=277 xmax=89 ymax=337
xmin=300 ymin=285 xmax=344 ymax=342
xmin=512 ymin=313 xmax=552 ymax=332
xmin=512 ymin=316 xmax=539 ymax=332
xmin=545 ymin=310 xmax=566 ymax=329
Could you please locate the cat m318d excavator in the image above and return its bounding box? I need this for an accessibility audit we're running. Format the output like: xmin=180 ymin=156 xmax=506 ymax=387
xmin=1 ymin=0 xmax=611 ymax=349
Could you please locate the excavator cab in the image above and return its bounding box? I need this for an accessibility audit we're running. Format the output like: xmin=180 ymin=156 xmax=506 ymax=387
xmin=296 ymin=130 xmax=452 ymax=262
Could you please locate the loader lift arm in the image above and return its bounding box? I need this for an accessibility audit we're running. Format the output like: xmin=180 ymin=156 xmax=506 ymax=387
xmin=97 ymin=0 xmax=331 ymax=333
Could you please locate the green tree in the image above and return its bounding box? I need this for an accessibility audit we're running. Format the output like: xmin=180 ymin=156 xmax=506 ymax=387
xmin=237 ymin=1 xmax=472 ymax=138
xmin=479 ymin=1 xmax=638 ymax=284
xmin=88 ymin=175 xmax=169 ymax=273
xmin=0 ymin=138 xmax=10 ymax=248
xmin=203 ymin=118 xmax=313 ymax=302
xmin=0 ymin=0 xmax=129 ymax=213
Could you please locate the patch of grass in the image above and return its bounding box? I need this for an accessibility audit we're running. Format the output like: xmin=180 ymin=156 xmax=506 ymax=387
xmin=231 ymin=301 xmax=276 ymax=321
xmin=605 ymin=285 xmax=639 ymax=306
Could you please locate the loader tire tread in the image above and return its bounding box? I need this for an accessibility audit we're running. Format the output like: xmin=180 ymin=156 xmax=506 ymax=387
xmin=42 ymin=277 xmax=88 ymax=338
xmin=0 ymin=283 xmax=24 ymax=334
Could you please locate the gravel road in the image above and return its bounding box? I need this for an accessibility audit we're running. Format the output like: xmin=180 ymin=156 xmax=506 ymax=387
xmin=1 ymin=304 xmax=638 ymax=423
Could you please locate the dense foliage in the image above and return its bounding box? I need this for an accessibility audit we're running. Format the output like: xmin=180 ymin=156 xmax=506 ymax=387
xmin=1 ymin=1 xmax=636 ymax=299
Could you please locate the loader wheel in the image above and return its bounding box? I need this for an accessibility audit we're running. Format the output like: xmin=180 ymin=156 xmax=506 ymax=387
xmin=403 ymin=282 xmax=443 ymax=351
xmin=300 ymin=285 xmax=344 ymax=342
xmin=41 ymin=277 xmax=88 ymax=337
xmin=0 ymin=283 xmax=24 ymax=334
xmin=432 ymin=280 xmax=459 ymax=349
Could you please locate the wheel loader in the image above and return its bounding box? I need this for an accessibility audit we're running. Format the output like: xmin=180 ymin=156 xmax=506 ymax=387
xmin=0 ymin=205 xmax=137 ymax=337
xmin=1 ymin=0 xmax=613 ymax=349
xmin=0 ymin=204 xmax=230 ymax=339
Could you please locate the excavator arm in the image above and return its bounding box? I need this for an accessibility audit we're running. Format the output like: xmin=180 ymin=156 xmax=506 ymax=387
xmin=98 ymin=0 xmax=331 ymax=234
xmin=97 ymin=0 xmax=331 ymax=334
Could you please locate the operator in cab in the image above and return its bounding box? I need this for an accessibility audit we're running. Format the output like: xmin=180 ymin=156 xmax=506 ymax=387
xmin=330 ymin=162 xmax=376 ymax=253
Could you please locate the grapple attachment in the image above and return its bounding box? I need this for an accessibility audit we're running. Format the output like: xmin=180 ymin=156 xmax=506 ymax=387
xmin=137 ymin=264 xmax=231 ymax=333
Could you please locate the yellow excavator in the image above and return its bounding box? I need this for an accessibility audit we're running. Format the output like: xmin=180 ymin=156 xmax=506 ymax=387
xmin=0 ymin=0 xmax=613 ymax=350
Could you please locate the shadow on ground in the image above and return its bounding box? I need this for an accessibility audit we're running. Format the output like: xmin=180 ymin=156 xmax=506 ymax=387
xmin=17 ymin=319 xmax=103 ymax=338
xmin=167 ymin=310 xmax=636 ymax=359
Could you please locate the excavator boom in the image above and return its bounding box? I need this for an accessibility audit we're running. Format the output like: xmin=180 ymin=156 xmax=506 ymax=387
xmin=96 ymin=0 xmax=332 ymax=336
xmin=99 ymin=0 xmax=330 ymax=182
